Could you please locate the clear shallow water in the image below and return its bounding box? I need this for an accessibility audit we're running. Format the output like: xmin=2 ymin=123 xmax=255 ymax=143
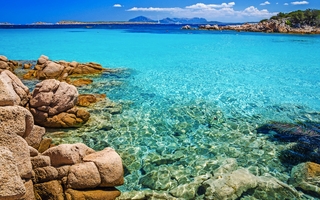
xmin=1 ymin=25 xmax=320 ymax=197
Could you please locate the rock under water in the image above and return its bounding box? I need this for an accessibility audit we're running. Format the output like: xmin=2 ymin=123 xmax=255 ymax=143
xmin=256 ymin=122 xmax=320 ymax=165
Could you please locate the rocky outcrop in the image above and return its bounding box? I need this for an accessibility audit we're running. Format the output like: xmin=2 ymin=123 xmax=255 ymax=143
xmin=0 ymin=70 xmax=30 ymax=107
xmin=26 ymin=55 xmax=104 ymax=81
xmin=189 ymin=20 xmax=320 ymax=34
xmin=29 ymin=79 xmax=90 ymax=127
xmin=0 ymin=55 xmax=21 ymax=72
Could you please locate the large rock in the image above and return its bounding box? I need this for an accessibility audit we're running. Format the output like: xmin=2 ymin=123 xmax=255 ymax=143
xmin=43 ymin=143 xmax=95 ymax=167
xmin=65 ymin=188 xmax=121 ymax=200
xmin=72 ymin=62 xmax=103 ymax=75
xmin=31 ymin=155 xmax=51 ymax=169
xmin=34 ymin=180 xmax=64 ymax=200
xmin=0 ymin=70 xmax=30 ymax=106
xmin=0 ymin=132 xmax=32 ymax=179
xmin=0 ymin=106 xmax=34 ymax=138
xmin=67 ymin=162 xmax=101 ymax=189
xmin=0 ymin=55 xmax=8 ymax=62
xmin=30 ymin=79 xmax=78 ymax=115
xmin=83 ymin=147 xmax=124 ymax=187
xmin=29 ymin=79 xmax=90 ymax=127
xmin=0 ymin=147 xmax=26 ymax=200
xmin=290 ymin=162 xmax=320 ymax=196
xmin=38 ymin=61 xmax=65 ymax=80
xmin=202 ymin=168 xmax=258 ymax=199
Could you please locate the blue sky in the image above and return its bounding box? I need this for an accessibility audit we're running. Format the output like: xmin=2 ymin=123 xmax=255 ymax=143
xmin=0 ymin=0 xmax=319 ymax=24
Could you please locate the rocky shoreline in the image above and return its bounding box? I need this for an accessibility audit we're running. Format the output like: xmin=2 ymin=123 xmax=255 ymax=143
xmin=0 ymin=55 xmax=124 ymax=200
xmin=182 ymin=19 xmax=320 ymax=34
xmin=2 ymin=54 xmax=320 ymax=199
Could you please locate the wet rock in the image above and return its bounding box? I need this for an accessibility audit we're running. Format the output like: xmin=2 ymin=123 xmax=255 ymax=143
xmin=83 ymin=147 xmax=124 ymax=187
xmin=65 ymin=188 xmax=121 ymax=200
xmin=23 ymin=63 xmax=32 ymax=69
xmin=256 ymin=121 xmax=320 ymax=165
xmin=43 ymin=143 xmax=95 ymax=167
xmin=69 ymin=78 xmax=93 ymax=87
xmin=67 ymin=162 xmax=101 ymax=189
xmin=34 ymin=180 xmax=64 ymax=200
xmin=139 ymin=166 xmax=178 ymax=190
xmin=202 ymin=168 xmax=258 ymax=199
xmin=38 ymin=138 xmax=52 ymax=153
xmin=77 ymin=94 xmax=97 ymax=107
xmin=0 ymin=147 xmax=26 ymax=200
xmin=290 ymin=162 xmax=320 ymax=196
xmin=0 ymin=70 xmax=30 ymax=106
xmin=72 ymin=62 xmax=103 ymax=75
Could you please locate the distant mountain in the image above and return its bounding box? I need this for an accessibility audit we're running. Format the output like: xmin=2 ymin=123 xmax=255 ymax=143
xmin=128 ymin=16 xmax=156 ymax=23
xmin=128 ymin=16 xmax=211 ymax=24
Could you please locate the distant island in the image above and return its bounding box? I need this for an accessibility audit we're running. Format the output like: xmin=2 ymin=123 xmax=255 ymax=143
xmin=128 ymin=16 xmax=216 ymax=24
xmin=183 ymin=9 xmax=320 ymax=34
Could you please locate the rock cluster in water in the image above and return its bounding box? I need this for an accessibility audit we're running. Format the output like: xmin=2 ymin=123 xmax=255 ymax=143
xmin=257 ymin=121 xmax=320 ymax=165
xmin=182 ymin=19 xmax=320 ymax=34
xmin=0 ymin=55 xmax=124 ymax=200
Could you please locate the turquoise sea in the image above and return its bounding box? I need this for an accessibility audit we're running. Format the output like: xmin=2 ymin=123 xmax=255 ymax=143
xmin=1 ymin=24 xmax=320 ymax=198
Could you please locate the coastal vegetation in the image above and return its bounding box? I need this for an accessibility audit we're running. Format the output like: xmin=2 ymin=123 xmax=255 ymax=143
xmin=264 ymin=9 xmax=320 ymax=27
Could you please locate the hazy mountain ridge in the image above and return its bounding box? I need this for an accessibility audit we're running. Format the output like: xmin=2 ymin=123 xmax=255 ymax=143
xmin=129 ymin=16 xmax=220 ymax=24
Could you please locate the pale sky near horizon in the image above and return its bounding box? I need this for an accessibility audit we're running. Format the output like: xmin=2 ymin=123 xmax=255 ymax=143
xmin=0 ymin=0 xmax=319 ymax=24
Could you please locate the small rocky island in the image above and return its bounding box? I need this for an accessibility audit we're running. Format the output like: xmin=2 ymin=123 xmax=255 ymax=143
xmin=183 ymin=9 xmax=320 ymax=34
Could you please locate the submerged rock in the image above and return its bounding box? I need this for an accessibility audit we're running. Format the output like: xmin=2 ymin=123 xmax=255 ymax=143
xmin=290 ymin=162 xmax=320 ymax=197
xmin=256 ymin=121 xmax=320 ymax=165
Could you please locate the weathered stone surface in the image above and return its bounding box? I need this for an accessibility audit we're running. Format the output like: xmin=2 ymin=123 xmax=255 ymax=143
xmin=77 ymin=94 xmax=97 ymax=107
xmin=30 ymin=79 xmax=78 ymax=116
xmin=19 ymin=179 xmax=35 ymax=200
xmin=83 ymin=147 xmax=124 ymax=187
xmin=67 ymin=162 xmax=101 ymax=189
xmin=290 ymin=162 xmax=320 ymax=196
xmin=25 ymin=125 xmax=46 ymax=149
xmin=38 ymin=138 xmax=52 ymax=153
xmin=57 ymin=165 xmax=70 ymax=179
xmin=34 ymin=180 xmax=64 ymax=200
xmin=65 ymin=188 xmax=121 ymax=200
xmin=202 ymin=168 xmax=258 ymax=200
xmin=0 ymin=60 xmax=9 ymax=69
xmin=31 ymin=155 xmax=51 ymax=169
xmin=43 ymin=143 xmax=95 ymax=167
xmin=0 ymin=70 xmax=30 ymax=106
xmin=33 ymin=166 xmax=59 ymax=183
xmin=253 ymin=175 xmax=301 ymax=199
xmin=0 ymin=106 xmax=34 ymax=138
xmin=39 ymin=61 xmax=65 ymax=79
xmin=72 ymin=62 xmax=103 ymax=75
xmin=69 ymin=78 xmax=93 ymax=87
xmin=0 ymin=147 xmax=26 ymax=200
xmin=0 ymin=132 xmax=32 ymax=179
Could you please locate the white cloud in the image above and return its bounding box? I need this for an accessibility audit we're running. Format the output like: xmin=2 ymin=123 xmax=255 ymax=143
xmin=291 ymin=1 xmax=309 ymax=5
xmin=127 ymin=7 xmax=182 ymax=12
xmin=127 ymin=2 xmax=277 ymax=22
xmin=186 ymin=2 xmax=235 ymax=9
xmin=276 ymin=2 xmax=279 ymax=4
xmin=113 ymin=4 xmax=122 ymax=8
xmin=260 ymin=1 xmax=271 ymax=6
xmin=284 ymin=3 xmax=289 ymax=5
